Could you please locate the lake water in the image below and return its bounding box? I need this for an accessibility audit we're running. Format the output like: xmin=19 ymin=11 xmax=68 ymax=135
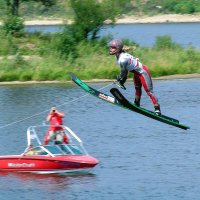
xmin=0 ymin=78 xmax=200 ymax=200
xmin=25 ymin=23 xmax=200 ymax=48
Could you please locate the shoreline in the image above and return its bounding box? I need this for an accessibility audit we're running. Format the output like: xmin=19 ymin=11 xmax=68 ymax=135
xmin=1 ymin=14 xmax=200 ymax=26
xmin=24 ymin=14 xmax=200 ymax=25
xmin=0 ymin=74 xmax=199 ymax=86
xmin=115 ymin=14 xmax=200 ymax=24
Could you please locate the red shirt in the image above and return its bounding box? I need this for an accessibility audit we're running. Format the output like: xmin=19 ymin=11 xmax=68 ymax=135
xmin=48 ymin=112 xmax=64 ymax=131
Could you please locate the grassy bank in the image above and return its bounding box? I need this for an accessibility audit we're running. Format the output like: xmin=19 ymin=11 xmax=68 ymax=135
xmin=0 ymin=32 xmax=200 ymax=82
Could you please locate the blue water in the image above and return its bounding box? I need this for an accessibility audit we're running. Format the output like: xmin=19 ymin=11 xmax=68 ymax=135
xmin=100 ymin=23 xmax=200 ymax=48
xmin=0 ymin=78 xmax=200 ymax=200
xmin=25 ymin=23 xmax=200 ymax=48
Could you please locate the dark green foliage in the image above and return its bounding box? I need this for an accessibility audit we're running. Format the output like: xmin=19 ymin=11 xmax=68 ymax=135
xmin=0 ymin=32 xmax=18 ymax=55
xmin=130 ymin=0 xmax=200 ymax=15
xmin=4 ymin=0 xmax=57 ymax=16
xmin=2 ymin=15 xmax=24 ymax=36
xmin=2 ymin=0 xmax=56 ymax=37
xmin=161 ymin=0 xmax=200 ymax=14
xmin=69 ymin=0 xmax=131 ymax=41
xmin=0 ymin=0 xmax=7 ymax=17
xmin=39 ymin=0 xmax=56 ymax=7
xmin=70 ymin=0 xmax=109 ymax=41
xmin=153 ymin=35 xmax=180 ymax=50
xmin=54 ymin=27 xmax=78 ymax=59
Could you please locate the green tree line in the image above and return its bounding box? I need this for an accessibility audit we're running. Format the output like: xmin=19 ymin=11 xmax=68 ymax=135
xmin=131 ymin=0 xmax=200 ymax=15
xmin=1 ymin=0 xmax=200 ymax=19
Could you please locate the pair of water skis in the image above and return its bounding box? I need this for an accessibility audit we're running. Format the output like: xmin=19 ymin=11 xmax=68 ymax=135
xmin=70 ymin=73 xmax=190 ymax=130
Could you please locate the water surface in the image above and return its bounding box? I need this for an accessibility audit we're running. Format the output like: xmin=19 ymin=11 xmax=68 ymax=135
xmin=0 ymin=79 xmax=200 ymax=200
xmin=25 ymin=23 xmax=200 ymax=48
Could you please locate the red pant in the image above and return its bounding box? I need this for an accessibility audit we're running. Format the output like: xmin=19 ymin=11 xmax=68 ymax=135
xmin=131 ymin=65 xmax=158 ymax=105
xmin=43 ymin=129 xmax=69 ymax=145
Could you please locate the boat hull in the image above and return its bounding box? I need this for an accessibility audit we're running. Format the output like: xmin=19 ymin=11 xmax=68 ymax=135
xmin=0 ymin=155 xmax=99 ymax=174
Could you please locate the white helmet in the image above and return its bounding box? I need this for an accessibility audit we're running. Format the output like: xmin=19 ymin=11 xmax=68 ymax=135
xmin=108 ymin=39 xmax=124 ymax=55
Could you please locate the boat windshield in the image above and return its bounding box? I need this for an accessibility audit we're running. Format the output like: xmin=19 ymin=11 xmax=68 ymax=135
xmin=59 ymin=144 xmax=85 ymax=155
xmin=44 ymin=145 xmax=64 ymax=155
xmin=45 ymin=144 xmax=86 ymax=155
xmin=24 ymin=144 xmax=86 ymax=156
xmin=25 ymin=146 xmax=48 ymax=156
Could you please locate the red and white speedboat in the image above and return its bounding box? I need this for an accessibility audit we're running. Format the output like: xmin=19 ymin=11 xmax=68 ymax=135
xmin=0 ymin=125 xmax=99 ymax=174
